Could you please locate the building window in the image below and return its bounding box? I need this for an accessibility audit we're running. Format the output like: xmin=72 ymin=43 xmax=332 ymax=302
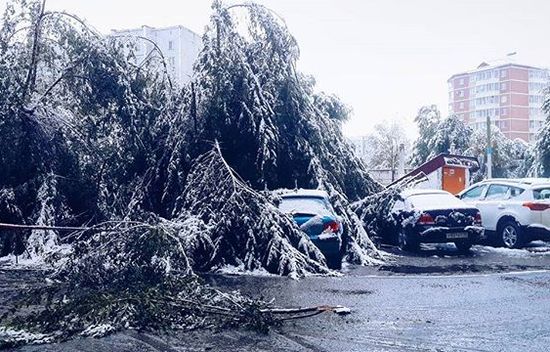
xmin=500 ymin=70 xmax=507 ymax=78
xmin=500 ymin=82 xmax=507 ymax=91
xmin=168 ymin=41 xmax=173 ymax=50
xmin=459 ymin=78 xmax=464 ymax=86
xmin=459 ymin=102 xmax=464 ymax=109
xmin=501 ymin=108 xmax=507 ymax=116
xmin=457 ymin=90 xmax=464 ymax=97
xmin=501 ymin=96 xmax=507 ymax=103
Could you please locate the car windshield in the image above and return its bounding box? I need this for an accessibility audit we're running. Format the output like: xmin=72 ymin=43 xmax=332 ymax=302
xmin=279 ymin=196 xmax=331 ymax=216
xmin=407 ymin=193 xmax=467 ymax=210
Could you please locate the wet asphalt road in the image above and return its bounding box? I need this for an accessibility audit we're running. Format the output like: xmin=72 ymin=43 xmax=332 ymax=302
xmin=5 ymin=242 xmax=550 ymax=352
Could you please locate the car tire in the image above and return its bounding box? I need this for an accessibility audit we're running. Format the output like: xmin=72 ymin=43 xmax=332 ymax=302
xmin=326 ymin=253 xmax=342 ymax=270
xmin=454 ymin=241 xmax=472 ymax=253
xmin=398 ymin=228 xmax=419 ymax=252
xmin=498 ymin=220 xmax=524 ymax=249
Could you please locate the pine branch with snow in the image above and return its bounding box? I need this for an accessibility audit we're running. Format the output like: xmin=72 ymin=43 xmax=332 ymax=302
xmin=174 ymin=143 xmax=331 ymax=277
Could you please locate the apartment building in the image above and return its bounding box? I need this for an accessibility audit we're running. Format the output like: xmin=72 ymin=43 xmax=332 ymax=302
xmin=111 ymin=25 xmax=202 ymax=86
xmin=448 ymin=62 xmax=549 ymax=142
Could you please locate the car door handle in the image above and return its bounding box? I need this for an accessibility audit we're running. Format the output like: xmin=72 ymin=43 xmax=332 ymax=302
xmin=497 ymin=204 xmax=505 ymax=209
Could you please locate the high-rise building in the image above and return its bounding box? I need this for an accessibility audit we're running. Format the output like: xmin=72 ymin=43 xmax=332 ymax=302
xmin=448 ymin=62 xmax=549 ymax=142
xmin=111 ymin=25 xmax=202 ymax=86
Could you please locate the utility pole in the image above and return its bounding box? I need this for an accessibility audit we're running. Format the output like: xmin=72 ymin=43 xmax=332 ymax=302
xmin=486 ymin=115 xmax=492 ymax=179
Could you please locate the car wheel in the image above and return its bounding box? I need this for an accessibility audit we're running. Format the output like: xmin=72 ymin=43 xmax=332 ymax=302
xmin=499 ymin=221 xmax=523 ymax=249
xmin=398 ymin=229 xmax=419 ymax=252
xmin=454 ymin=241 xmax=472 ymax=253
xmin=326 ymin=253 xmax=342 ymax=270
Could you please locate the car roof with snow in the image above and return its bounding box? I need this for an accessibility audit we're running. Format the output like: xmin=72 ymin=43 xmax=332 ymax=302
xmin=277 ymin=189 xmax=330 ymax=199
xmin=471 ymin=178 xmax=550 ymax=189
xmin=400 ymin=189 xmax=451 ymax=198
xmin=517 ymin=178 xmax=550 ymax=186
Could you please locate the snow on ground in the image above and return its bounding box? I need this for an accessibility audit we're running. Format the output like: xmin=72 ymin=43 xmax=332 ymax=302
xmin=80 ymin=324 xmax=115 ymax=338
xmin=216 ymin=264 xmax=277 ymax=277
xmin=216 ymin=264 xmax=344 ymax=278
xmin=0 ymin=327 xmax=54 ymax=345
xmin=0 ymin=244 xmax=72 ymax=270
xmin=472 ymin=242 xmax=550 ymax=257
xmin=0 ymin=254 xmax=46 ymax=270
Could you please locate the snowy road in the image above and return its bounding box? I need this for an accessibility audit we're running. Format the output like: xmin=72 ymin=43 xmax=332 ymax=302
xmin=6 ymin=243 xmax=550 ymax=352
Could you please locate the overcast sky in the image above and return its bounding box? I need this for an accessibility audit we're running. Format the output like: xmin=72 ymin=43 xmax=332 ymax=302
xmin=3 ymin=0 xmax=550 ymax=138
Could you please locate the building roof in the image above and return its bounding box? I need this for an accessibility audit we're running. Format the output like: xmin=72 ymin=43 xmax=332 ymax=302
xmin=448 ymin=62 xmax=549 ymax=81
xmin=389 ymin=153 xmax=480 ymax=187
xmin=111 ymin=24 xmax=200 ymax=38
xmin=477 ymin=62 xmax=490 ymax=68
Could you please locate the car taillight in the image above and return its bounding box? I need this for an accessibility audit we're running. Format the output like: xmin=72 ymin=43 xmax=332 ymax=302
xmin=323 ymin=221 xmax=340 ymax=233
xmin=418 ymin=213 xmax=435 ymax=225
xmin=523 ymin=202 xmax=550 ymax=211
xmin=474 ymin=212 xmax=482 ymax=225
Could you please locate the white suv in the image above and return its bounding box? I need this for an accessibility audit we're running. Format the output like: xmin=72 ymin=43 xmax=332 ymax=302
xmin=458 ymin=179 xmax=550 ymax=248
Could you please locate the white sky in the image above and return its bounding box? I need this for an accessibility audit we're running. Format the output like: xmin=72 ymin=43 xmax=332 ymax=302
xmin=3 ymin=0 xmax=550 ymax=138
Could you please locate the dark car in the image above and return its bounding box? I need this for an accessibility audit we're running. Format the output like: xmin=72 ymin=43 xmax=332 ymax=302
xmin=277 ymin=190 xmax=343 ymax=269
xmin=385 ymin=189 xmax=485 ymax=252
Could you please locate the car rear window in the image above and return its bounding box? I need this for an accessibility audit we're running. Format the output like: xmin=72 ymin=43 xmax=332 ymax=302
xmin=279 ymin=197 xmax=330 ymax=215
xmin=407 ymin=193 xmax=466 ymax=210
xmin=533 ymin=188 xmax=550 ymax=200
xmin=509 ymin=187 xmax=525 ymax=198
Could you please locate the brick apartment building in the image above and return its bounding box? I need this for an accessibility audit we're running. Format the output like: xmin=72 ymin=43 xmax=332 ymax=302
xmin=448 ymin=62 xmax=550 ymax=142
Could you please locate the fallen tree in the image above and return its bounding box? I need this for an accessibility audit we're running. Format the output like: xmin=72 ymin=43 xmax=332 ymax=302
xmin=1 ymin=0 xmax=384 ymax=270
xmin=0 ymin=218 xmax=348 ymax=347
xmin=1 ymin=0 xmax=389 ymax=345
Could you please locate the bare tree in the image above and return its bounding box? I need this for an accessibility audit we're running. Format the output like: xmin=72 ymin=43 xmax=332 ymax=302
xmin=364 ymin=120 xmax=410 ymax=182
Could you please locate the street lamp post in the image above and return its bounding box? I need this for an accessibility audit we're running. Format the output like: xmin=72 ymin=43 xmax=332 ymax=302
xmin=486 ymin=115 xmax=493 ymax=179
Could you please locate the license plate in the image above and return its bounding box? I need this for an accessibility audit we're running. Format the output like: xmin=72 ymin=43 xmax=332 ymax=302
xmin=446 ymin=232 xmax=469 ymax=239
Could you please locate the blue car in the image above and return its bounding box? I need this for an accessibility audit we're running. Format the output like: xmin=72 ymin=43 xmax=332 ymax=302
xmin=277 ymin=190 xmax=343 ymax=269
